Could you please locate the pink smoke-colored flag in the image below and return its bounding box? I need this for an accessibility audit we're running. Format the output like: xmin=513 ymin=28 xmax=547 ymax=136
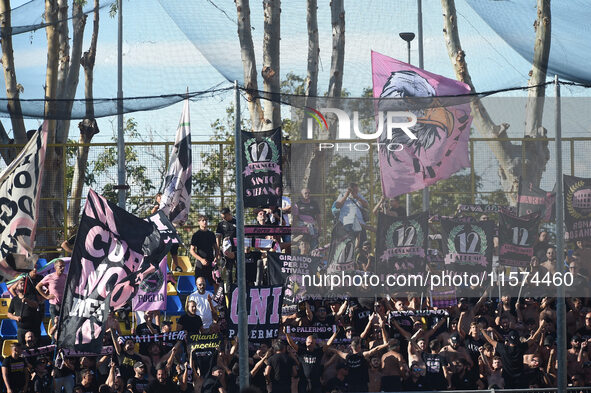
xmin=371 ymin=51 xmax=473 ymax=197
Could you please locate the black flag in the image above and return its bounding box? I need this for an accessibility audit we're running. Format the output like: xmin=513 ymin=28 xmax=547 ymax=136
xmin=241 ymin=128 xmax=283 ymax=207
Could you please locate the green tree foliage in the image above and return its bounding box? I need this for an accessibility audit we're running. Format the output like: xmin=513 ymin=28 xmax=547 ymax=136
xmin=86 ymin=118 xmax=159 ymax=215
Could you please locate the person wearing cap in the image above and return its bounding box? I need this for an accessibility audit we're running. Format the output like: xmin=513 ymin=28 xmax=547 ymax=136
xmin=127 ymin=362 xmax=149 ymax=393
xmin=478 ymin=319 xmax=547 ymax=388
xmin=439 ymin=332 xmax=473 ymax=369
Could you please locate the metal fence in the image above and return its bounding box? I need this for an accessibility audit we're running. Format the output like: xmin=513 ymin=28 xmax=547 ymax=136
xmin=3 ymin=136 xmax=590 ymax=255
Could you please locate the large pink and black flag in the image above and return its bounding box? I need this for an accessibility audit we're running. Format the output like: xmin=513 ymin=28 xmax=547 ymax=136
xmin=371 ymin=51 xmax=473 ymax=197
xmin=58 ymin=189 xmax=171 ymax=352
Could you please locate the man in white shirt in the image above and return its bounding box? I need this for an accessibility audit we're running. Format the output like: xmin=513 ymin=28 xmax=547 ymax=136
xmin=186 ymin=276 xmax=217 ymax=329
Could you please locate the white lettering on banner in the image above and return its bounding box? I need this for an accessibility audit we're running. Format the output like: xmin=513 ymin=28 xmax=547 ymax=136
xmin=69 ymin=297 xmax=105 ymax=320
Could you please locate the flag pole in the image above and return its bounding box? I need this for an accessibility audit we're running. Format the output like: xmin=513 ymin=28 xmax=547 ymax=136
xmin=233 ymin=81 xmax=249 ymax=390
xmin=554 ymin=75 xmax=567 ymax=393
xmin=418 ymin=0 xmax=429 ymax=213
xmin=116 ymin=0 xmax=126 ymax=209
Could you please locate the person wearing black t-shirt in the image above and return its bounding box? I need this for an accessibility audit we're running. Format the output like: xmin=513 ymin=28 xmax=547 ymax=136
xmin=7 ymin=278 xmax=41 ymax=345
xmin=31 ymin=359 xmax=53 ymax=393
xmin=285 ymin=327 xmax=339 ymax=393
xmin=422 ymin=340 xmax=448 ymax=390
xmin=401 ymin=361 xmax=428 ymax=391
xmin=111 ymin=330 xmax=151 ymax=384
xmin=200 ymin=366 xmax=224 ymax=393
xmin=127 ymin=362 xmax=149 ymax=393
xmin=265 ymin=341 xmax=297 ymax=393
xmin=134 ymin=311 xmax=160 ymax=356
xmin=215 ymin=208 xmax=237 ymax=288
xmin=330 ymin=324 xmax=389 ymax=393
xmin=190 ymin=215 xmax=218 ymax=285
xmin=178 ymin=301 xmax=204 ymax=335
xmin=324 ymin=363 xmax=349 ymax=393
xmin=294 ymin=188 xmax=321 ymax=249
xmin=144 ymin=365 xmax=180 ymax=393
xmin=479 ymin=322 xmax=546 ymax=389
xmin=450 ymin=359 xmax=478 ymax=390
xmin=2 ymin=342 xmax=28 ymax=393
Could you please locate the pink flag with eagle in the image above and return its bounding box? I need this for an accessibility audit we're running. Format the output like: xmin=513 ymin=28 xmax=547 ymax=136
xmin=371 ymin=51 xmax=473 ymax=197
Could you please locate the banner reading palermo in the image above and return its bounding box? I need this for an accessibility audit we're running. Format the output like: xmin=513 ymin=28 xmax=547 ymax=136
xmin=58 ymin=189 xmax=170 ymax=352
xmin=376 ymin=211 xmax=428 ymax=276
xmin=564 ymin=175 xmax=591 ymax=241
xmin=132 ymin=211 xmax=180 ymax=311
xmin=227 ymin=285 xmax=283 ymax=341
xmin=241 ymin=128 xmax=282 ymax=208
xmin=371 ymin=51 xmax=472 ymax=197
xmin=160 ymin=99 xmax=192 ymax=225
xmin=498 ymin=212 xmax=540 ymax=267
xmin=441 ymin=219 xmax=494 ymax=273
xmin=0 ymin=123 xmax=48 ymax=280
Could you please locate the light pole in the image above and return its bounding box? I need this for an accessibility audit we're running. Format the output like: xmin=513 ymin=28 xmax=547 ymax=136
xmin=399 ymin=32 xmax=415 ymax=216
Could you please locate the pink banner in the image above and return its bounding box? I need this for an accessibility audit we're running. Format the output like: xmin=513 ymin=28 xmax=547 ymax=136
xmin=132 ymin=256 xmax=167 ymax=311
xmin=371 ymin=51 xmax=472 ymax=197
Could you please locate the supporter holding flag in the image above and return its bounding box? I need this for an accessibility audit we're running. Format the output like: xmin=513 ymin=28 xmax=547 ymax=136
xmin=7 ymin=278 xmax=42 ymax=344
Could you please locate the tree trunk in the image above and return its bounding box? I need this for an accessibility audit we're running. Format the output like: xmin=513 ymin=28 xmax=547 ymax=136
xmin=55 ymin=0 xmax=69 ymax=107
xmin=0 ymin=0 xmax=27 ymax=145
xmin=56 ymin=1 xmax=86 ymax=143
xmin=37 ymin=0 xmax=61 ymax=257
xmin=261 ymin=0 xmax=280 ymax=130
xmin=441 ymin=0 xmax=550 ymax=203
xmin=305 ymin=0 xmax=319 ymax=98
xmin=327 ymin=0 xmax=345 ymax=99
xmin=305 ymin=0 xmax=345 ymax=219
xmin=523 ymin=0 xmax=551 ymax=188
xmin=235 ymin=0 xmax=263 ymax=131
xmin=294 ymin=0 xmax=320 ymax=194
xmin=68 ymin=0 xmax=99 ymax=226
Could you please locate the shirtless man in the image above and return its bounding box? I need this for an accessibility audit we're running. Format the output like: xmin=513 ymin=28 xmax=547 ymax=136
xmin=439 ymin=333 xmax=474 ymax=369
xmin=380 ymin=338 xmax=407 ymax=391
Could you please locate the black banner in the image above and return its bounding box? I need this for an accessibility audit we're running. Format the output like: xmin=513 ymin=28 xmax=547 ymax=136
xmin=267 ymin=252 xmax=322 ymax=308
xmin=188 ymin=333 xmax=221 ymax=352
xmin=117 ymin=331 xmax=186 ymax=344
xmin=227 ymin=285 xmax=284 ymax=341
xmin=376 ymin=212 xmax=428 ymax=276
xmin=517 ymin=179 xmax=555 ymax=222
xmin=57 ymin=189 xmax=171 ymax=352
xmin=457 ymin=204 xmax=516 ymax=214
xmin=564 ymin=175 xmax=591 ymax=241
xmin=498 ymin=211 xmax=540 ymax=267
xmin=242 ymin=128 xmax=283 ymax=208
xmin=441 ymin=219 xmax=494 ymax=272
